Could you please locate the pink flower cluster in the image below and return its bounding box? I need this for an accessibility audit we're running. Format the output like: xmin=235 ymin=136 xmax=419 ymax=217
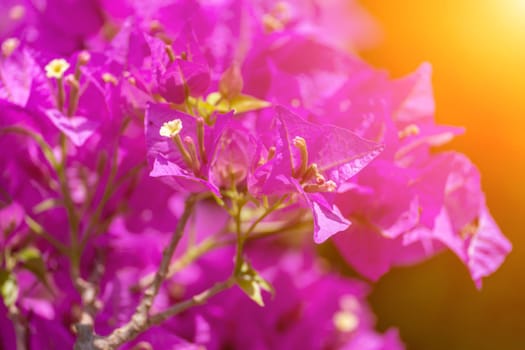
xmin=0 ymin=0 xmax=511 ymax=349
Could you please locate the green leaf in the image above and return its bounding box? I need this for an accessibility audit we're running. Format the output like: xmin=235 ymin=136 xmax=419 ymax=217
xmin=206 ymin=92 xmax=271 ymax=115
xmin=227 ymin=94 xmax=271 ymax=114
xmin=0 ymin=269 xmax=18 ymax=307
xmin=205 ymin=92 xmax=223 ymax=107
xmin=255 ymin=273 xmax=274 ymax=294
xmin=33 ymin=198 xmax=62 ymax=214
xmin=235 ymin=261 xmax=274 ymax=307
xmin=189 ymin=96 xmax=216 ymax=122
xmin=0 ymin=126 xmax=59 ymax=169
xmin=16 ymin=246 xmax=41 ymax=262
xmin=15 ymin=247 xmax=51 ymax=292
xmin=24 ymin=215 xmax=45 ymax=235
xmin=237 ymin=276 xmax=265 ymax=306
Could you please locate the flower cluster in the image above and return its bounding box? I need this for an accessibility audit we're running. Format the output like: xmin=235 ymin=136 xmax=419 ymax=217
xmin=0 ymin=1 xmax=511 ymax=349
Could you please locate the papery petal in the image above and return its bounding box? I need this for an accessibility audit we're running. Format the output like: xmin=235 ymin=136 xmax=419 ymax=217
xmin=145 ymin=102 xmax=232 ymax=194
xmin=274 ymin=106 xmax=383 ymax=187
xmin=44 ymin=109 xmax=99 ymax=146
xmin=150 ymin=155 xmax=220 ymax=195
xmin=392 ymin=62 xmax=435 ymax=125
xmin=467 ymin=207 xmax=512 ymax=288
xmin=306 ymin=192 xmax=350 ymax=244
xmin=0 ymin=48 xmax=43 ymax=106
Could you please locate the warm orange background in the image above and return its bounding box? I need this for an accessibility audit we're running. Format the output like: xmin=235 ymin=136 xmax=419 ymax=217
xmin=358 ymin=1 xmax=525 ymax=349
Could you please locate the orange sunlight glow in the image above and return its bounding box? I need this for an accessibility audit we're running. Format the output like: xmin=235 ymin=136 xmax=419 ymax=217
xmin=360 ymin=1 xmax=525 ymax=349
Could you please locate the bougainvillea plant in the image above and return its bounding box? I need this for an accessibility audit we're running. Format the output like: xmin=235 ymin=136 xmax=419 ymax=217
xmin=0 ymin=1 xmax=511 ymax=349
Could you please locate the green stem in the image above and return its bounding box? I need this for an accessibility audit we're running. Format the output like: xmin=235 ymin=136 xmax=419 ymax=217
xmin=57 ymin=77 xmax=65 ymax=112
xmin=233 ymin=198 xmax=245 ymax=274
xmin=132 ymin=227 xmax=229 ymax=292
xmin=0 ymin=127 xmax=59 ymax=169
xmin=57 ymin=134 xmax=79 ymax=255
xmin=149 ymin=277 xmax=235 ymax=325
xmin=80 ymin=117 xmax=144 ymax=249
xmin=79 ymin=151 xmax=120 ymax=248
xmin=244 ymin=194 xmax=289 ymax=237
xmin=24 ymin=216 xmax=69 ymax=256
xmin=83 ymin=194 xmax=305 ymax=348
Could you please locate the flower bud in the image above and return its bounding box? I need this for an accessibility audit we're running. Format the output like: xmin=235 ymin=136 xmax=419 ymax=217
xmin=219 ymin=64 xmax=244 ymax=99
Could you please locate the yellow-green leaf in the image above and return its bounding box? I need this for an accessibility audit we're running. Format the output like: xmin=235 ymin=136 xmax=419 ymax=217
xmin=33 ymin=198 xmax=62 ymax=214
xmin=205 ymin=92 xmax=271 ymax=115
xmin=24 ymin=216 xmax=45 ymax=235
xmin=0 ymin=269 xmax=18 ymax=307
xmin=237 ymin=276 xmax=265 ymax=307
xmin=255 ymin=273 xmax=274 ymax=295
xmin=235 ymin=261 xmax=274 ymax=306
xmin=228 ymin=94 xmax=271 ymax=114
xmin=15 ymin=247 xmax=51 ymax=292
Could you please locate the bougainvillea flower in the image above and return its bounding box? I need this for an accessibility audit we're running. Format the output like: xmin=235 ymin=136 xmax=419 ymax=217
xmin=37 ymin=54 xmax=110 ymax=146
xmin=430 ymin=153 xmax=512 ymax=288
xmin=333 ymin=161 xmax=428 ymax=280
xmin=1 ymin=46 xmax=110 ymax=146
xmin=335 ymin=152 xmax=511 ymax=286
xmin=0 ymin=0 xmax=103 ymax=55
xmin=256 ymin=106 xmax=383 ymax=243
xmin=0 ymin=1 xmax=512 ymax=349
xmin=147 ymin=24 xmax=211 ymax=103
xmin=0 ymin=44 xmax=43 ymax=107
xmin=145 ymin=102 xmax=236 ymax=195
xmin=247 ymin=0 xmax=379 ymax=50
xmin=242 ymin=33 xmax=355 ymax=110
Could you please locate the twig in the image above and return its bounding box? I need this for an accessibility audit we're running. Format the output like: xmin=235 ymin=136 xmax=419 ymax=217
xmin=8 ymin=305 xmax=29 ymax=350
xmin=244 ymin=194 xmax=289 ymax=237
xmin=73 ymin=193 xmax=303 ymax=349
xmin=57 ymin=133 xmax=80 ymax=254
xmin=72 ymin=250 xmax=105 ymax=350
xmin=96 ymin=195 xmax=197 ymax=348
xmin=149 ymin=277 xmax=235 ymax=325
xmin=133 ymin=211 xmax=310 ymax=292
xmin=72 ymin=277 xmax=101 ymax=349
xmin=132 ymin=235 xmax=221 ymax=292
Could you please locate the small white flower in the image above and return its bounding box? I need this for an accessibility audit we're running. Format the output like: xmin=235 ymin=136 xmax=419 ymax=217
xmin=160 ymin=119 xmax=183 ymax=138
